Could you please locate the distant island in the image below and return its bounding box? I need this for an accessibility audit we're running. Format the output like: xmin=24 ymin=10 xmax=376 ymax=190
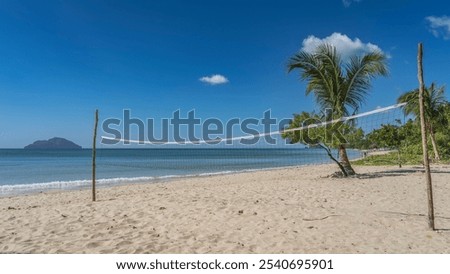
xmin=24 ymin=137 xmax=82 ymax=150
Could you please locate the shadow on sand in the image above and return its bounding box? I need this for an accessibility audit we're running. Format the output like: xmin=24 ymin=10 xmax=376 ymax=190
xmin=354 ymin=166 xmax=450 ymax=179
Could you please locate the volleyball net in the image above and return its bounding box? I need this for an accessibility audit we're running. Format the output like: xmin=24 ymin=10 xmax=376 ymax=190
xmin=94 ymin=103 xmax=407 ymax=183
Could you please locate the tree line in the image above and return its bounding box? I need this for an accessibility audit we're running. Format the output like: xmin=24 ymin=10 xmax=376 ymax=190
xmin=284 ymin=44 xmax=448 ymax=176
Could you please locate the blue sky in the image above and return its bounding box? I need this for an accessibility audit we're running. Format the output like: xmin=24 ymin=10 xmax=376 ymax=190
xmin=0 ymin=0 xmax=449 ymax=148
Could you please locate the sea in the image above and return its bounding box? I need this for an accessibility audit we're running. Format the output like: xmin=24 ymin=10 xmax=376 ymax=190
xmin=0 ymin=148 xmax=362 ymax=196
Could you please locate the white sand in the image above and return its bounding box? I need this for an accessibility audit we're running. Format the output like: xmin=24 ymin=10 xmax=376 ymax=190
xmin=1 ymin=164 xmax=450 ymax=254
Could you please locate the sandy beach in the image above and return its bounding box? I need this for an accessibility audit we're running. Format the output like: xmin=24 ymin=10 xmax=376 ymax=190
xmin=1 ymin=164 xmax=450 ymax=254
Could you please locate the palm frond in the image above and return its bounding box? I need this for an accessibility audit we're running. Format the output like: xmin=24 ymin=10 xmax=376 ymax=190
xmin=342 ymin=51 xmax=388 ymax=114
xmin=397 ymin=83 xmax=448 ymax=120
xmin=288 ymin=43 xmax=388 ymax=118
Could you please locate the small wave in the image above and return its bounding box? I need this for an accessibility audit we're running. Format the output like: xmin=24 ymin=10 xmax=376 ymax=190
xmin=0 ymin=176 xmax=154 ymax=196
xmin=0 ymin=170 xmax=242 ymax=196
xmin=0 ymin=164 xmax=320 ymax=197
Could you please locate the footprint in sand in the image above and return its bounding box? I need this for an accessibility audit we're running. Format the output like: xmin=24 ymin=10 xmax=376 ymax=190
xmin=86 ymin=242 xmax=101 ymax=248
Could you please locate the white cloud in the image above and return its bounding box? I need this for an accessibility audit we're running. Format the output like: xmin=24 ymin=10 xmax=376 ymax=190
xmin=301 ymin=32 xmax=384 ymax=61
xmin=342 ymin=0 xmax=361 ymax=7
xmin=199 ymin=74 xmax=229 ymax=85
xmin=426 ymin=16 xmax=450 ymax=40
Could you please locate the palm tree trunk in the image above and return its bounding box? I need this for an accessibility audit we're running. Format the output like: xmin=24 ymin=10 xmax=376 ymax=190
xmin=318 ymin=144 xmax=348 ymax=177
xmin=338 ymin=144 xmax=356 ymax=176
xmin=428 ymin=124 xmax=440 ymax=161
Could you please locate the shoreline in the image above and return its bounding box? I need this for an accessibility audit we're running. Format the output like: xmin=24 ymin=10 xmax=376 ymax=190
xmin=1 ymin=164 xmax=450 ymax=253
xmin=0 ymin=147 xmax=363 ymax=198
xmin=0 ymin=162 xmax=340 ymax=198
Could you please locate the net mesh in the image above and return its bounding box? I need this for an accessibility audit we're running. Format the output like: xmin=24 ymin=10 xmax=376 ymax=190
xmin=95 ymin=103 xmax=406 ymax=185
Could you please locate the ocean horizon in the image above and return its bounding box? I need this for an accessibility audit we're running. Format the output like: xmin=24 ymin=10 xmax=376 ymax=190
xmin=0 ymin=148 xmax=362 ymax=196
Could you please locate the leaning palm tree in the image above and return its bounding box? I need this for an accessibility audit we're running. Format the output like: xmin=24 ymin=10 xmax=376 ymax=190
xmin=397 ymin=83 xmax=447 ymax=161
xmin=287 ymin=44 xmax=388 ymax=176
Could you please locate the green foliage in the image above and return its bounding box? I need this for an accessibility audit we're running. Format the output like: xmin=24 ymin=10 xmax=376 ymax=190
xmin=353 ymin=152 xmax=423 ymax=166
xmin=345 ymin=126 xmax=366 ymax=149
xmin=353 ymin=103 xmax=450 ymax=166
xmin=282 ymin=104 xmax=450 ymax=167
xmin=282 ymin=111 xmax=366 ymax=149
xmin=366 ymin=124 xmax=402 ymax=149
xmin=397 ymin=83 xmax=447 ymax=125
xmin=397 ymin=83 xmax=448 ymax=160
xmin=286 ymin=43 xmax=389 ymax=174
xmin=288 ymin=44 xmax=388 ymax=117
xmin=436 ymin=104 xmax=450 ymax=157
xmin=282 ymin=111 xmax=321 ymax=145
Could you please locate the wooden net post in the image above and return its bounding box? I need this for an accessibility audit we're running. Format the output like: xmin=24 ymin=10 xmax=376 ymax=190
xmin=92 ymin=109 xmax=99 ymax=202
xmin=417 ymin=43 xmax=435 ymax=230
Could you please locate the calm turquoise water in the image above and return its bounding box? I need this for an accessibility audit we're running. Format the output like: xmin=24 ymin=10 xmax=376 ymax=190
xmin=0 ymin=148 xmax=361 ymax=196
